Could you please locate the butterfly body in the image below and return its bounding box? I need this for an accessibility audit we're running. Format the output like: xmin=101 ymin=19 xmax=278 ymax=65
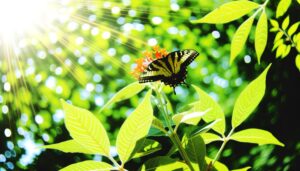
xmin=138 ymin=49 xmax=199 ymax=93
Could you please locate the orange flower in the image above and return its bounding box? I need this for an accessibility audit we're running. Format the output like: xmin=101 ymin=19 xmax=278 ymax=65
xmin=131 ymin=46 xmax=168 ymax=79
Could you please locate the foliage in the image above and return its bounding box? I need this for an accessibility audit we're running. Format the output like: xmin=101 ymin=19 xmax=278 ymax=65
xmin=1 ymin=0 xmax=299 ymax=171
xmin=44 ymin=65 xmax=283 ymax=170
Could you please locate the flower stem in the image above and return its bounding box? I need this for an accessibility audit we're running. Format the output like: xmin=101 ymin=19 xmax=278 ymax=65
xmin=153 ymin=84 xmax=194 ymax=171
xmin=211 ymin=128 xmax=235 ymax=166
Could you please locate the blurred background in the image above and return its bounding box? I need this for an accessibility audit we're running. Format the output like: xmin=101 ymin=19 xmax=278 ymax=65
xmin=0 ymin=0 xmax=299 ymax=170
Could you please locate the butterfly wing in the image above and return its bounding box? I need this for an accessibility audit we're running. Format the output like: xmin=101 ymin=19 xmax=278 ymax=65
xmin=138 ymin=58 xmax=173 ymax=83
xmin=138 ymin=49 xmax=199 ymax=85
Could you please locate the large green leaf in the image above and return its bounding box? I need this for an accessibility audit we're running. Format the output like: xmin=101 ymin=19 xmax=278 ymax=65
xmin=191 ymin=0 xmax=259 ymax=24
xmin=276 ymin=0 xmax=291 ymax=18
xmin=131 ymin=139 xmax=162 ymax=159
xmin=192 ymin=85 xmax=225 ymax=135
xmin=100 ymin=81 xmax=145 ymax=111
xmin=43 ymin=140 xmax=93 ymax=154
xmin=183 ymin=135 xmax=206 ymax=171
xmin=61 ymin=101 xmax=110 ymax=156
xmin=201 ymin=133 xmax=222 ymax=144
xmin=60 ymin=161 xmax=113 ymax=171
xmin=116 ymin=90 xmax=153 ymax=164
xmin=141 ymin=156 xmax=189 ymax=171
xmin=230 ymin=16 xmax=255 ymax=64
xmin=231 ymin=65 xmax=271 ymax=128
xmin=230 ymin=128 xmax=284 ymax=146
xmin=255 ymin=11 xmax=268 ymax=64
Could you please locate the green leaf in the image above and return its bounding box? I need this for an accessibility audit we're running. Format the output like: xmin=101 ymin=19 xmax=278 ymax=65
xmin=230 ymin=17 xmax=255 ymax=64
xmin=172 ymin=109 xmax=210 ymax=127
xmin=231 ymin=65 xmax=271 ymax=128
xmin=276 ymin=0 xmax=291 ymax=18
xmin=201 ymin=133 xmax=222 ymax=144
xmin=100 ymin=82 xmax=145 ymax=111
xmin=183 ymin=135 xmax=206 ymax=171
xmin=151 ymin=117 xmax=166 ymax=133
xmin=116 ymin=90 xmax=153 ymax=164
xmin=61 ymin=100 xmax=110 ymax=156
xmin=282 ymin=45 xmax=291 ymax=58
xmin=270 ymin=19 xmax=279 ymax=28
xmin=43 ymin=140 xmax=93 ymax=154
xmin=276 ymin=44 xmax=286 ymax=58
xmin=205 ymin=157 xmax=229 ymax=171
xmin=192 ymin=85 xmax=225 ymax=135
xmin=296 ymin=55 xmax=300 ymax=72
xmin=288 ymin=22 xmax=300 ymax=36
xmin=190 ymin=119 xmax=222 ymax=138
xmin=141 ymin=156 xmax=189 ymax=171
xmin=231 ymin=166 xmax=251 ymax=171
xmin=274 ymin=31 xmax=284 ymax=42
xmin=282 ymin=16 xmax=290 ymax=30
xmin=131 ymin=139 xmax=162 ymax=159
xmin=191 ymin=0 xmax=259 ymax=24
xmin=298 ymin=0 xmax=300 ymax=5
xmin=230 ymin=128 xmax=284 ymax=146
xmin=255 ymin=11 xmax=268 ymax=64
xmin=60 ymin=161 xmax=113 ymax=171
xmin=272 ymin=39 xmax=284 ymax=51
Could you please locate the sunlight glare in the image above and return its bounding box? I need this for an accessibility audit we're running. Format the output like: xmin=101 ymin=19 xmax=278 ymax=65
xmin=0 ymin=0 xmax=58 ymax=40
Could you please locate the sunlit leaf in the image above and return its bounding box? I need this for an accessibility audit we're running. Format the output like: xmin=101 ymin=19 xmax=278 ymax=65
xmin=272 ymin=39 xmax=284 ymax=51
xmin=276 ymin=44 xmax=286 ymax=58
xmin=276 ymin=0 xmax=291 ymax=18
xmin=295 ymin=55 xmax=300 ymax=72
xmin=231 ymin=166 xmax=252 ymax=171
xmin=232 ymin=65 xmax=271 ymax=128
xmin=60 ymin=161 xmax=113 ymax=171
xmin=270 ymin=19 xmax=279 ymax=28
xmin=192 ymin=85 xmax=225 ymax=135
xmin=230 ymin=128 xmax=284 ymax=146
xmin=172 ymin=109 xmax=210 ymax=126
xmin=201 ymin=133 xmax=222 ymax=144
xmin=255 ymin=11 xmax=268 ymax=64
xmin=288 ymin=22 xmax=300 ymax=36
xmin=100 ymin=82 xmax=145 ymax=111
xmin=116 ymin=90 xmax=153 ymax=164
xmin=151 ymin=117 xmax=166 ymax=133
xmin=274 ymin=31 xmax=284 ymax=42
xmin=282 ymin=16 xmax=290 ymax=30
xmin=205 ymin=157 xmax=229 ymax=171
xmin=230 ymin=17 xmax=255 ymax=64
xmin=282 ymin=45 xmax=291 ymax=58
xmin=191 ymin=0 xmax=259 ymax=24
xmin=131 ymin=139 xmax=162 ymax=159
xmin=43 ymin=140 xmax=93 ymax=154
xmin=183 ymin=135 xmax=206 ymax=171
xmin=141 ymin=156 xmax=189 ymax=171
xmin=61 ymin=100 xmax=110 ymax=156
xmin=190 ymin=119 xmax=221 ymax=138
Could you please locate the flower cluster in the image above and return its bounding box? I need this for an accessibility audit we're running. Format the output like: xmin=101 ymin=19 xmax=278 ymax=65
xmin=131 ymin=46 xmax=168 ymax=78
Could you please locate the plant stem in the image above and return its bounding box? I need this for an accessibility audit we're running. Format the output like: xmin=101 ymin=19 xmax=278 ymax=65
xmin=108 ymin=156 xmax=121 ymax=169
xmin=153 ymin=84 xmax=195 ymax=171
xmin=212 ymin=128 xmax=235 ymax=166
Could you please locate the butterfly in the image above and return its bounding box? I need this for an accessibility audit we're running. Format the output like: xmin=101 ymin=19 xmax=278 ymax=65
xmin=138 ymin=49 xmax=199 ymax=94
